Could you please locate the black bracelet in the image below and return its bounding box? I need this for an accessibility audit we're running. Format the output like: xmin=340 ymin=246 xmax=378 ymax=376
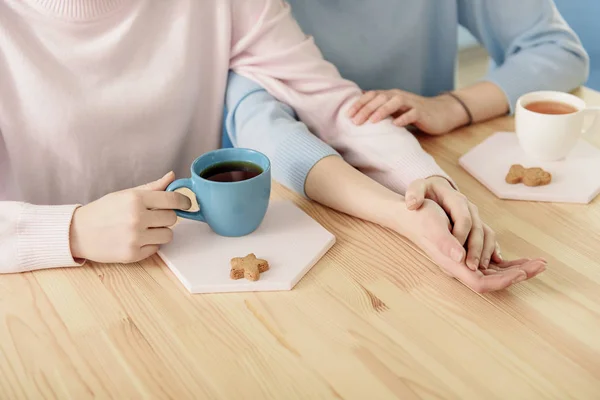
xmin=445 ymin=92 xmax=473 ymax=127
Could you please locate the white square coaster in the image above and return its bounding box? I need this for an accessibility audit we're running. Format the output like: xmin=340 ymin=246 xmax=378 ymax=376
xmin=158 ymin=200 xmax=336 ymax=293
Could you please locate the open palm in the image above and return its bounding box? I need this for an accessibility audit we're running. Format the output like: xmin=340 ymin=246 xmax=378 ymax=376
xmin=400 ymin=200 xmax=546 ymax=293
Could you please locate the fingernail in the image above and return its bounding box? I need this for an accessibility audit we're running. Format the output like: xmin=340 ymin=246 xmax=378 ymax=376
xmin=451 ymin=248 xmax=463 ymax=263
xmin=512 ymin=273 xmax=527 ymax=284
xmin=406 ymin=198 xmax=417 ymax=209
xmin=467 ymin=258 xmax=479 ymax=270
xmin=482 ymin=258 xmax=490 ymax=269
xmin=162 ymin=171 xmax=173 ymax=179
xmin=495 ymin=243 xmax=503 ymax=259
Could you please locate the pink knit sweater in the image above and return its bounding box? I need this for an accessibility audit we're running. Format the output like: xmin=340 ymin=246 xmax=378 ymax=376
xmin=0 ymin=0 xmax=450 ymax=273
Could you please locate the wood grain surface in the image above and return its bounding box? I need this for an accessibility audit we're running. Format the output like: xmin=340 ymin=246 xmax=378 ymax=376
xmin=1 ymin=88 xmax=599 ymax=399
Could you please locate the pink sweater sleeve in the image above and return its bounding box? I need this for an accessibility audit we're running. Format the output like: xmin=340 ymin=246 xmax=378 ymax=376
xmin=229 ymin=0 xmax=453 ymax=194
xmin=0 ymin=202 xmax=83 ymax=273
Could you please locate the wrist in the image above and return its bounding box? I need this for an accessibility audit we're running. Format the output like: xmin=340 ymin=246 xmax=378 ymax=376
xmin=69 ymin=206 xmax=85 ymax=260
xmin=388 ymin=198 xmax=414 ymax=236
xmin=450 ymin=82 xmax=510 ymax=123
xmin=425 ymin=175 xmax=454 ymax=189
xmin=437 ymin=93 xmax=471 ymax=131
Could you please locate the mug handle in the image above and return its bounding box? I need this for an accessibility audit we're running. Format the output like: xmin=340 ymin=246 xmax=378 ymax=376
xmin=582 ymin=107 xmax=600 ymax=136
xmin=165 ymin=178 xmax=206 ymax=222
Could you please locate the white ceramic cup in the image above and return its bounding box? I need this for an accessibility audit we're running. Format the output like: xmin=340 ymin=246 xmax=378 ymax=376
xmin=515 ymin=91 xmax=600 ymax=161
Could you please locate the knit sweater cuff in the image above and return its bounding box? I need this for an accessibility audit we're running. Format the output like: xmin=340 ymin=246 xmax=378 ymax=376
xmin=271 ymin=127 xmax=341 ymax=197
xmin=369 ymin=150 xmax=457 ymax=195
xmin=17 ymin=204 xmax=84 ymax=272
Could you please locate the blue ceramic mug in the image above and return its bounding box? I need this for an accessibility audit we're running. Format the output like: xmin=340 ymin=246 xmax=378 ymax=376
xmin=166 ymin=148 xmax=271 ymax=237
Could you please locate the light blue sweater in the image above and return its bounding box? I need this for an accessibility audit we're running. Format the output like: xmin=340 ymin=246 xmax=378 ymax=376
xmin=224 ymin=0 xmax=589 ymax=196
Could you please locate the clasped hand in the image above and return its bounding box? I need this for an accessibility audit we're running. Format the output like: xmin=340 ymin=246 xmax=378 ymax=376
xmin=398 ymin=176 xmax=546 ymax=293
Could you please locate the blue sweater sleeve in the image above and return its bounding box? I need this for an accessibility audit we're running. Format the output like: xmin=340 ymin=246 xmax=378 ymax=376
xmin=458 ymin=0 xmax=589 ymax=113
xmin=224 ymin=71 xmax=339 ymax=197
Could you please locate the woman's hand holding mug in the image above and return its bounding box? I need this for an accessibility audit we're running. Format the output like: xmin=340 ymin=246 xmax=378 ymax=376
xmin=69 ymin=172 xmax=191 ymax=264
xmin=70 ymin=148 xmax=272 ymax=264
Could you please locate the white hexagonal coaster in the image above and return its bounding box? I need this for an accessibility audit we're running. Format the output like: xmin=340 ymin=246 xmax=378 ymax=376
xmin=158 ymin=200 xmax=335 ymax=294
xmin=459 ymin=132 xmax=600 ymax=204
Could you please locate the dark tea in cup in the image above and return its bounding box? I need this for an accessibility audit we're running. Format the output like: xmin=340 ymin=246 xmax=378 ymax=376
xmin=199 ymin=161 xmax=263 ymax=182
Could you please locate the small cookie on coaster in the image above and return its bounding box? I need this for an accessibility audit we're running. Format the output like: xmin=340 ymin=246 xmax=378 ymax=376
xmin=523 ymin=167 xmax=552 ymax=187
xmin=505 ymin=164 xmax=526 ymax=184
xmin=230 ymin=253 xmax=270 ymax=281
xmin=505 ymin=164 xmax=552 ymax=187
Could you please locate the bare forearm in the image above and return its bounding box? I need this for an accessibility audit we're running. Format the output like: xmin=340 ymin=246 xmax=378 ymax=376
xmin=450 ymin=82 xmax=510 ymax=128
xmin=304 ymin=156 xmax=405 ymax=231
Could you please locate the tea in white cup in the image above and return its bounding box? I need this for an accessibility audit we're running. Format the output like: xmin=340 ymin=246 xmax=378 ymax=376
xmin=515 ymin=91 xmax=600 ymax=161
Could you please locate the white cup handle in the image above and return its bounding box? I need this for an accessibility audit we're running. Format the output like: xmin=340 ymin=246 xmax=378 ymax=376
xmin=582 ymin=107 xmax=600 ymax=136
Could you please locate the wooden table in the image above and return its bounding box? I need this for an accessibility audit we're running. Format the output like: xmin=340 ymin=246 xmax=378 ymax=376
xmin=2 ymin=89 xmax=600 ymax=400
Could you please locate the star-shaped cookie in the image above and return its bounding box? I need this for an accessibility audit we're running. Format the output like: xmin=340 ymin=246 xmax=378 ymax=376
xmin=230 ymin=253 xmax=270 ymax=281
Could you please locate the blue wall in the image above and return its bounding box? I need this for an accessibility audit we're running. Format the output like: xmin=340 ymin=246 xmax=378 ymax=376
xmin=554 ymin=0 xmax=600 ymax=90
